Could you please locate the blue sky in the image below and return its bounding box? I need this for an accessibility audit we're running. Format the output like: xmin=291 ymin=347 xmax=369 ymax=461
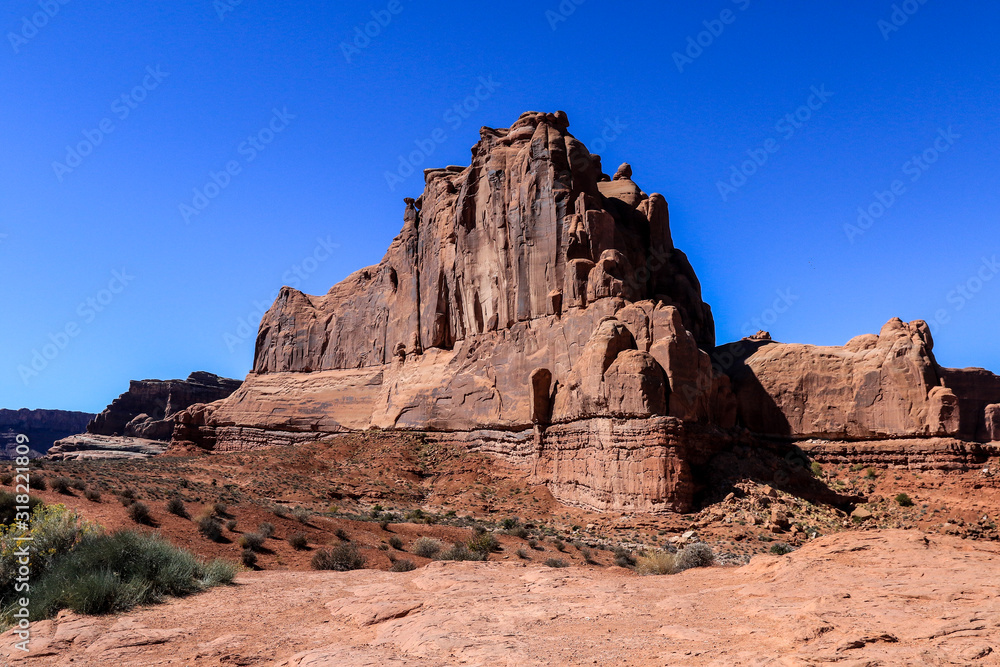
xmin=2 ymin=1 xmax=998 ymax=412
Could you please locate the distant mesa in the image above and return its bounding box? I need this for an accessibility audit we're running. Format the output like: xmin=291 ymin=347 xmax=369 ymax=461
xmin=45 ymin=372 xmax=240 ymax=461
xmin=0 ymin=409 xmax=94 ymax=460
xmin=155 ymin=110 xmax=999 ymax=513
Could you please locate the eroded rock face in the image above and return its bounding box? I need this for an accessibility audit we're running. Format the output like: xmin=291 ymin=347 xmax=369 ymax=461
xmin=90 ymin=372 xmax=241 ymax=441
xmin=715 ymin=318 xmax=1000 ymax=441
xmin=0 ymin=409 xmax=94 ymax=458
xmin=174 ymin=111 xmax=728 ymax=512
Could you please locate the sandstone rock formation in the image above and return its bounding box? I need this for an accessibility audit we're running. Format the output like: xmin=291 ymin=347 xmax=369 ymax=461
xmin=172 ymin=110 xmax=1000 ymax=513
xmin=714 ymin=318 xmax=1000 ymax=442
xmin=89 ymin=372 xmax=241 ymax=441
xmin=0 ymin=409 xmax=94 ymax=459
xmin=46 ymin=434 xmax=168 ymax=460
xmin=175 ymin=111 xmax=732 ymax=512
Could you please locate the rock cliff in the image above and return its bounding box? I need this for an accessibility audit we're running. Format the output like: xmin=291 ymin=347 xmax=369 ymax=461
xmin=89 ymin=371 xmax=241 ymax=441
xmin=0 ymin=408 xmax=94 ymax=458
xmin=172 ymin=110 xmax=1000 ymax=513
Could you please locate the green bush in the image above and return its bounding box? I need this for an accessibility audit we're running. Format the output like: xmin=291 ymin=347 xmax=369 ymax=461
xmin=0 ymin=491 xmax=43 ymax=525
xmin=238 ymin=532 xmax=265 ymax=552
xmin=241 ymin=549 xmax=258 ymax=568
xmin=288 ymin=533 xmax=308 ymax=550
xmin=1 ymin=503 xmax=96 ymax=607
xmin=197 ymin=515 xmax=224 ymax=542
xmin=6 ymin=530 xmax=235 ymax=622
xmin=677 ymin=543 xmax=714 ymax=570
xmin=439 ymin=541 xmax=486 ymax=562
xmin=810 ymin=461 xmax=824 ymax=478
xmin=127 ymin=502 xmax=154 ymax=526
xmin=390 ymin=559 xmax=416 ymax=572
xmin=412 ymin=536 xmax=443 ymax=558
xmin=165 ymin=497 xmax=188 ymax=518
xmin=770 ymin=542 xmax=794 ymax=555
xmin=467 ymin=531 xmax=500 ymax=555
xmin=613 ymin=546 xmax=635 ymax=568
xmin=895 ymin=493 xmax=914 ymax=507
xmin=311 ymin=543 xmax=366 ymax=571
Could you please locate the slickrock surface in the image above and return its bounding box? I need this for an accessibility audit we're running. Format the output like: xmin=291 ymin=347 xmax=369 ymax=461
xmin=4 ymin=530 xmax=998 ymax=666
xmin=44 ymin=434 xmax=168 ymax=460
xmin=89 ymin=372 xmax=241 ymax=441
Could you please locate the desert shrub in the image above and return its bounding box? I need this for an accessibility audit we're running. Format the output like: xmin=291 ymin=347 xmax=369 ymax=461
xmin=258 ymin=522 xmax=275 ymax=538
xmin=579 ymin=546 xmax=596 ymax=564
xmin=810 ymin=461 xmax=824 ymax=477
xmin=467 ymin=531 xmax=500 ymax=555
xmin=676 ymin=543 xmax=714 ymax=570
xmin=334 ymin=527 xmax=350 ymax=541
xmin=544 ymin=558 xmax=568 ymax=568
xmin=378 ymin=543 xmax=389 ymax=551
xmin=83 ymin=487 xmax=101 ymax=502
xmin=613 ymin=546 xmax=635 ymax=568
xmin=865 ymin=467 xmax=877 ymax=479
xmin=126 ymin=502 xmax=153 ymax=526
xmin=0 ymin=491 xmax=43 ymax=525
xmin=1 ymin=503 xmax=96 ymax=607
xmin=51 ymin=477 xmax=72 ymax=495
xmin=288 ymin=533 xmax=308 ymax=550
xmin=412 ymin=536 xmax=443 ymax=558
xmin=273 ymin=505 xmax=289 ymax=518
xmin=527 ymin=538 xmax=541 ymax=550
xmin=225 ymin=519 xmax=238 ymax=531
xmin=165 ymin=497 xmax=188 ymax=518
xmin=439 ymin=541 xmax=486 ymax=562
xmin=238 ymin=532 xmax=265 ymax=552
xmin=388 ymin=536 xmax=403 ymax=550
xmin=241 ymin=549 xmax=258 ymax=568
xmin=895 ymin=493 xmax=914 ymax=507
xmin=770 ymin=542 xmax=794 ymax=555
xmin=0 ymin=473 xmax=12 ymax=486
xmin=291 ymin=506 xmax=311 ymax=524
xmin=501 ymin=517 xmax=520 ymax=530
xmin=33 ymin=476 xmax=47 ymax=491
xmin=552 ymin=539 xmax=566 ymax=552
xmin=197 ymin=515 xmax=224 ymax=542
xmin=311 ymin=543 xmax=365 ymax=571
xmin=119 ymin=488 xmax=136 ymax=503
xmin=390 ymin=559 xmax=416 ymax=572
xmin=516 ymin=547 xmax=530 ymax=559
xmin=636 ymin=550 xmax=679 ymax=575
xmin=212 ymin=503 xmax=229 ymax=517
xmin=9 ymin=530 xmax=234 ymax=622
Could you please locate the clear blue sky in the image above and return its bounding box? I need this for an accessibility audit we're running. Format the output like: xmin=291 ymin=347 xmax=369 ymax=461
xmin=3 ymin=1 xmax=998 ymax=413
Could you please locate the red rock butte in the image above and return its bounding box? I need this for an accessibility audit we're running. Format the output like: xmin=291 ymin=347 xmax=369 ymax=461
xmin=173 ymin=111 xmax=1000 ymax=512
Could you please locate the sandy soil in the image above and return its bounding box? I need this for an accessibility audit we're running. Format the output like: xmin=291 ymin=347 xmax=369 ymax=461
xmin=3 ymin=529 xmax=998 ymax=666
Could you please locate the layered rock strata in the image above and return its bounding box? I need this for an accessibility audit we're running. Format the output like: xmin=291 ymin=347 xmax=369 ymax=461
xmin=90 ymin=371 xmax=241 ymax=440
